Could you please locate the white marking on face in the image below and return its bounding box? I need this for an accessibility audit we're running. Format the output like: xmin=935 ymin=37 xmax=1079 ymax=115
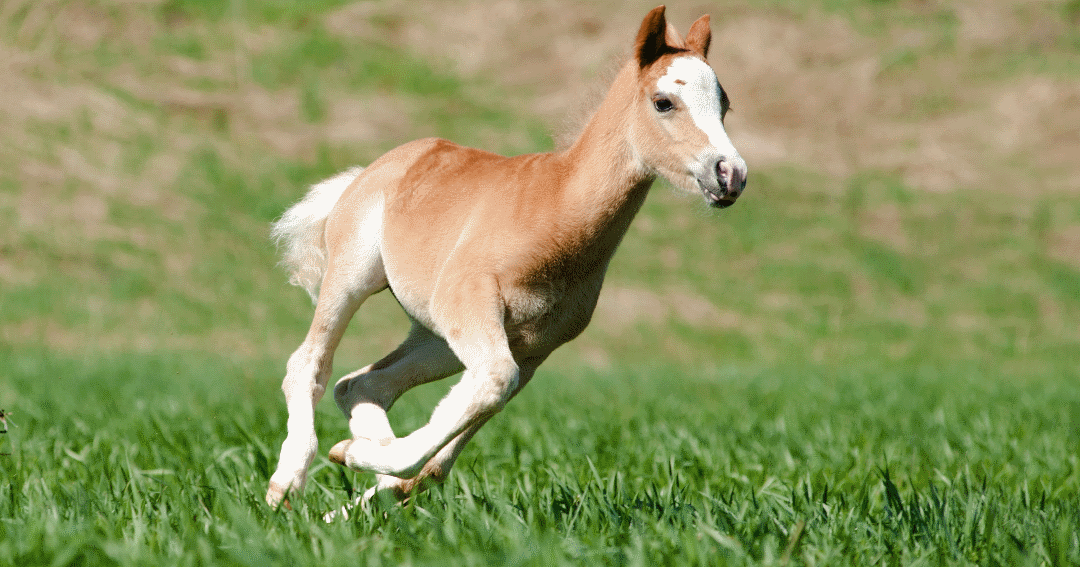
xmin=656 ymin=56 xmax=740 ymax=161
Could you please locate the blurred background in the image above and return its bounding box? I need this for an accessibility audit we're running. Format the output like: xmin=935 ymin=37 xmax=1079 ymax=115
xmin=1 ymin=0 xmax=1078 ymax=428
xmin=2 ymin=1 xmax=1079 ymax=561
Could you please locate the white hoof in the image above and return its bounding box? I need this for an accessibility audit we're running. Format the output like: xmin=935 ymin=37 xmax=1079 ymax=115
xmin=322 ymin=495 xmax=365 ymax=522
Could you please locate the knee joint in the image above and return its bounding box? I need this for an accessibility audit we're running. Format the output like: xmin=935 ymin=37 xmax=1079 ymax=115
xmin=333 ymin=373 xmax=390 ymax=415
xmin=475 ymin=359 xmax=519 ymax=413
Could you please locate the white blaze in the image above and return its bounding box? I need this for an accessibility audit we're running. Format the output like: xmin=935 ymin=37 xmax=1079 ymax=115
xmin=656 ymin=56 xmax=740 ymax=160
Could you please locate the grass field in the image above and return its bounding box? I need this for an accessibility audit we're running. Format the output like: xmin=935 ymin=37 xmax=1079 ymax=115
xmin=2 ymin=0 xmax=1079 ymax=565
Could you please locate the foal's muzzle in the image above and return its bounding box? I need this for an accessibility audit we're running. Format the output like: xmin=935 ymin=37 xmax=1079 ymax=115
xmin=702 ymin=156 xmax=747 ymax=209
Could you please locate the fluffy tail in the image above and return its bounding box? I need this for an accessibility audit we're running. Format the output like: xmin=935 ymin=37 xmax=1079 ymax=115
xmin=271 ymin=167 xmax=363 ymax=302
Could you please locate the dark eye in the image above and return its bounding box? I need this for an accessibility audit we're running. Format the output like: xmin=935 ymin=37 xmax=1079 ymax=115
xmin=653 ymin=96 xmax=674 ymax=113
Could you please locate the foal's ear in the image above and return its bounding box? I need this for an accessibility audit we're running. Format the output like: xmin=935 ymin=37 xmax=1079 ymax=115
xmin=664 ymin=21 xmax=685 ymax=49
xmin=685 ymin=14 xmax=711 ymax=58
xmin=635 ymin=5 xmax=669 ymax=69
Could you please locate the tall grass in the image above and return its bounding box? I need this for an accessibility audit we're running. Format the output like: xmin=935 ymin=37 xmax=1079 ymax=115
xmin=1 ymin=348 xmax=1077 ymax=565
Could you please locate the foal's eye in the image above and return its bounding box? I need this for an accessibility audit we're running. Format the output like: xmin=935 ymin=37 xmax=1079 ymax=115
xmin=653 ymin=96 xmax=674 ymax=113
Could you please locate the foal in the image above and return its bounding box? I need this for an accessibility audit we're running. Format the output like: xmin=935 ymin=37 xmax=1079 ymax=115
xmin=266 ymin=5 xmax=747 ymax=507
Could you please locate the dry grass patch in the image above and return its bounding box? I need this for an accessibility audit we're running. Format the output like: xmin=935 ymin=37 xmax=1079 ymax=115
xmin=1047 ymin=224 xmax=1080 ymax=270
xmin=594 ymin=285 xmax=745 ymax=332
xmin=334 ymin=0 xmax=1080 ymax=196
xmin=324 ymin=0 xmax=646 ymax=115
xmin=858 ymin=203 xmax=913 ymax=253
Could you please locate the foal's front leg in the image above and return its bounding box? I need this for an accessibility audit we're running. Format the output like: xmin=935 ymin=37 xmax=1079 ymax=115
xmin=331 ymin=276 xmax=520 ymax=482
xmin=359 ymin=361 xmax=539 ymax=501
xmin=333 ymin=325 xmax=464 ymax=444
xmin=332 ymin=357 xmax=518 ymax=478
xmin=331 ymin=326 xmax=464 ymax=496
xmin=358 ymin=415 xmax=493 ymax=501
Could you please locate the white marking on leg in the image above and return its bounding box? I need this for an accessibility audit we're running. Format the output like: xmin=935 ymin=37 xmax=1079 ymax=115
xmin=334 ymin=329 xmax=463 ymax=442
xmin=343 ymin=357 xmax=517 ymax=478
xmin=268 ymin=346 xmax=328 ymax=504
xmin=267 ymin=250 xmax=385 ymax=505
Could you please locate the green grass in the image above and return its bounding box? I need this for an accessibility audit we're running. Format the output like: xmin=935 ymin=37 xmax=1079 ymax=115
xmin=2 ymin=0 xmax=1079 ymax=565
xmin=2 ymin=350 xmax=1078 ymax=565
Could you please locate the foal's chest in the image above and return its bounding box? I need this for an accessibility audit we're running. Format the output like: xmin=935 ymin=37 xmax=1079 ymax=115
xmin=503 ymin=268 xmax=606 ymax=357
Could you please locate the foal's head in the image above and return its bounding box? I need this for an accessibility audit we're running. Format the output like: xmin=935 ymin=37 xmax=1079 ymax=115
xmin=630 ymin=6 xmax=747 ymax=209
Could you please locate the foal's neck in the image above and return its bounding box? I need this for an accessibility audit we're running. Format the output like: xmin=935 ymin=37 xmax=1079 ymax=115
xmin=557 ymin=62 xmax=655 ymax=253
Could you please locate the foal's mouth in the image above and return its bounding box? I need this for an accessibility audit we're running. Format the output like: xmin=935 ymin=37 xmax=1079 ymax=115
xmin=702 ymin=186 xmax=737 ymax=209
xmin=697 ymin=157 xmax=745 ymax=209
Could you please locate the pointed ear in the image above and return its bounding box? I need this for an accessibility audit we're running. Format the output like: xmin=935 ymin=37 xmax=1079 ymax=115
xmin=685 ymin=14 xmax=711 ymax=58
xmin=664 ymin=21 xmax=685 ymax=49
xmin=635 ymin=5 xmax=669 ymax=69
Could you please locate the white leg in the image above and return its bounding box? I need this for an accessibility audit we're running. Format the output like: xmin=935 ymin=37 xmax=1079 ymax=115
xmin=266 ymin=265 xmax=384 ymax=507
xmin=332 ymin=325 xmax=463 ymax=496
xmin=361 ymin=361 xmax=540 ymax=502
xmin=332 ymin=276 xmax=519 ymax=481
xmin=323 ymin=412 xmax=497 ymax=521
xmin=335 ymin=360 xmax=516 ymax=477
xmin=324 ymin=414 xmax=491 ymax=522
xmin=266 ymin=344 xmax=332 ymax=506
xmin=363 ymin=416 xmax=491 ymax=500
xmin=333 ymin=325 xmax=463 ymax=444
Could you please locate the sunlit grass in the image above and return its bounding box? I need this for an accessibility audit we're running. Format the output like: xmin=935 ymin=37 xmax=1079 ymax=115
xmin=1 ymin=348 xmax=1077 ymax=565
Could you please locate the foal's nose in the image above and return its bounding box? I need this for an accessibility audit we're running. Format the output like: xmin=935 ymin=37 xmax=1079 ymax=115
xmin=716 ymin=157 xmax=747 ymax=198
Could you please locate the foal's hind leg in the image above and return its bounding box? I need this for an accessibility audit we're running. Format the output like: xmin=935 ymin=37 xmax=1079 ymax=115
xmin=361 ymin=360 xmax=540 ymax=501
xmin=266 ymin=261 xmax=386 ymax=507
xmin=333 ymin=324 xmax=463 ymax=446
xmin=331 ymin=275 xmax=521 ymax=481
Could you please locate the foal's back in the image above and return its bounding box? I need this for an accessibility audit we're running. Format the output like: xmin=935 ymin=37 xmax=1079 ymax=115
xmin=327 ymin=138 xmax=591 ymax=341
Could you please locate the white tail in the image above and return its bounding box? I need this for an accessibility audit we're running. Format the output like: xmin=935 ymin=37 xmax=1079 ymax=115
xmin=271 ymin=167 xmax=363 ymax=302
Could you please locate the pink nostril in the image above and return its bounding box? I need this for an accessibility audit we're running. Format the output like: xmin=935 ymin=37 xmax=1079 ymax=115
xmin=716 ymin=160 xmax=732 ymax=185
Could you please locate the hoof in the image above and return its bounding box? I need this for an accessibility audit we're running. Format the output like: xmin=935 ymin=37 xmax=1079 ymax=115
xmin=266 ymin=481 xmax=293 ymax=510
xmin=323 ymin=495 xmax=366 ymax=522
xmin=328 ymin=439 xmax=352 ymax=466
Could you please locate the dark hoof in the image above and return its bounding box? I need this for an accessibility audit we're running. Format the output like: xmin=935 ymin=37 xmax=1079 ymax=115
xmin=328 ymin=439 xmax=352 ymax=466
